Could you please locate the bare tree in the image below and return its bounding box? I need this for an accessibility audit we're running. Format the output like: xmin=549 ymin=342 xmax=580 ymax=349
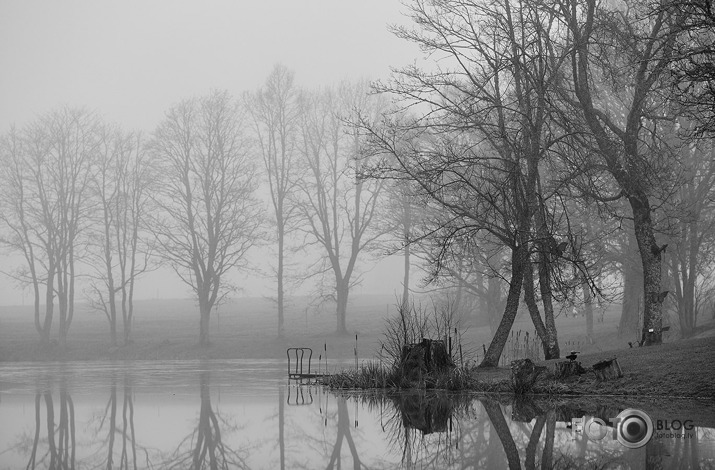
xmin=557 ymin=0 xmax=686 ymax=345
xmin=296 ymin=82 xmax=387 ymax=335
xmin=150 ymin=91 xmax=263 ymax=346
xmin=87 ymin=127 xmax=154 ymax=345
xmin=246 ymin=64 xmax=302 ymax=338
xmin=0 ymin=107 xmax=98 ymax=346
xmin=363 ymin=0 xmax=574 ymax=365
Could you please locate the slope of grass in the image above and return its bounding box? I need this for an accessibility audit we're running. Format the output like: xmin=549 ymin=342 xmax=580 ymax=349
xmin=467 ymin=335 xmax=715 ymax=399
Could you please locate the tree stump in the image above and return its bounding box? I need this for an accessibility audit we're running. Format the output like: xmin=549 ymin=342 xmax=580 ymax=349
xmin=592 ymin=357 xmax=623 ymax=381
xmin=510 ymin=358 xmax=548 ymax=394
xmin=554 ymin=360 xmax=586 ymax=379
xmin=400 ymin=339 xmax=454 ymax=382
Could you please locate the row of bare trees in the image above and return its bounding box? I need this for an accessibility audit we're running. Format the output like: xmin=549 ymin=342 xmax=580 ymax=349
xmin=0 ymin=76 xmax=389 ymax=346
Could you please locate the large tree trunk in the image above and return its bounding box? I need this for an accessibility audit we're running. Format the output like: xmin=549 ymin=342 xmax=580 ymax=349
xmin=479 ymin=244 xmax=526 ymax=367
xmin=522 ymin=261 xmax=552 ymax=357
xmin=533 ymin=193 xmax=560 ymax=359
xmin=619 ymin=234 xmax=643 ymax=339
xmin=537 ymin=251 xmax=560 ymax=358
xmin=631 ymin=197 xmax=665 ymax=345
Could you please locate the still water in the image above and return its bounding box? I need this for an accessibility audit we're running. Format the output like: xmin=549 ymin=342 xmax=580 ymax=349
xmin=0 ymin=360 xmax=713 ymax=469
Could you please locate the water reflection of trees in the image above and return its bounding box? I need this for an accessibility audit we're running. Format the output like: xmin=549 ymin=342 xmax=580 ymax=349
xmin=342 ymin=393 xmax=714 ymax=469
xmin=355 ymin=391 xmax=471 ymax=468
xmin=25 ymin=379 xmax=76 ymax=470
xmin=284 ymin=386 xmax=368 ymax=470
xmin=160 ymin=370 xmax=249 ymax=469
xmin=92 ymin=373 xmax=142 ymax=469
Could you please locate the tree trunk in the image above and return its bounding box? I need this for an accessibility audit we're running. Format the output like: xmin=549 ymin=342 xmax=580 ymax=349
xmin=631 ymin=197 xmax=664 ymax=345
xmin=109 ymin=298 xmax=117 ymax=346
xmin=199 ymin=299 xmax=211 ymax=346
xmin=522 ymin=261 xmax=551 ymax=357
xmin=402 ymin=241 xmax=410 ymax=310
xmin=480 ymin=245 xmax=525 ymax=367
xmin=42 ymin=269 xmax=55 ymax=344
xmin=619 ymin=235 xmax=642 ymax=339
xmin=336 ymin=281 xmax=349 ymax=335
xmin=537 ymin=252 xmax=560 ymax=359
xmin=402 ymin=195 xmax=411 ymax=310
xmin=533 ymin=193 xmax=560 ymax=359
xmin=277 ymin=227 xmax=285 ymax=338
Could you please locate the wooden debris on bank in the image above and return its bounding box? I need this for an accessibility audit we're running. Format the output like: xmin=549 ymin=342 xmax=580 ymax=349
xmin=592 ymin=357 xmax=623 ymax=381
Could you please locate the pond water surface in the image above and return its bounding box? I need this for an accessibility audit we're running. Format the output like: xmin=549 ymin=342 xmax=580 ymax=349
xmin=0 ymin=361 xmax=713 ymax=469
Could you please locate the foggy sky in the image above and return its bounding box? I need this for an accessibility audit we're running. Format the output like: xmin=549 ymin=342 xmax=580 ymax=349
xmin=0 ymin=1 xmax=419 ymax=130
xmin=0 ymin=1 xmax=421 ymax=305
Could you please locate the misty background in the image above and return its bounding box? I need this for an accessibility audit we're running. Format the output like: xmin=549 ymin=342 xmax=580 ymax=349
xmin=0 ymin=0 xmax=420 ymax=306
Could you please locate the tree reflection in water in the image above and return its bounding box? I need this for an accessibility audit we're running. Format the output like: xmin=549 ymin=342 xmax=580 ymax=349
xmin=325 ymin=396 xmax=364 ymax=469
xmin=357 ymin=391 xmax=470 ymax=468
xmin=161 ymin=370 xmax=249 ymax=469
xmin=285 ymin=386 xmax=367 ymax=470
xmin=342 ymin=392 xmax=714 ymax=469
xmin=25 ymin=377 xmax=75 ymax=470
xmin=93 ymin=372 xmax=141 ymax=469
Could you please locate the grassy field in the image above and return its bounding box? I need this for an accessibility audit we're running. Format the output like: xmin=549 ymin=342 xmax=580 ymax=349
xmin=0 ymin=294 xmax=645 ymax=362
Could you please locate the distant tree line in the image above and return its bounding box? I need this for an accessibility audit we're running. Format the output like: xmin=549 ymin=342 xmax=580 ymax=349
xmin=0 ymin=77 xmax=387 ymax=347
xmin=0 ymin=0 xmax=713 ymax=365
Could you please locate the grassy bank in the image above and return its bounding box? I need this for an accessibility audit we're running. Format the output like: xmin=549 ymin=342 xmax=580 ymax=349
xmin=470 ymin=336 xmax=715 ymax=398
xmin=323 ymin=336 xmax=715 ymax=399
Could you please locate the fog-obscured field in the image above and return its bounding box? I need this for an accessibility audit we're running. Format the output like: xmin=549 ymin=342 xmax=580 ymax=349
xmin=0 ymin=294 xmax=641 ymax=362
